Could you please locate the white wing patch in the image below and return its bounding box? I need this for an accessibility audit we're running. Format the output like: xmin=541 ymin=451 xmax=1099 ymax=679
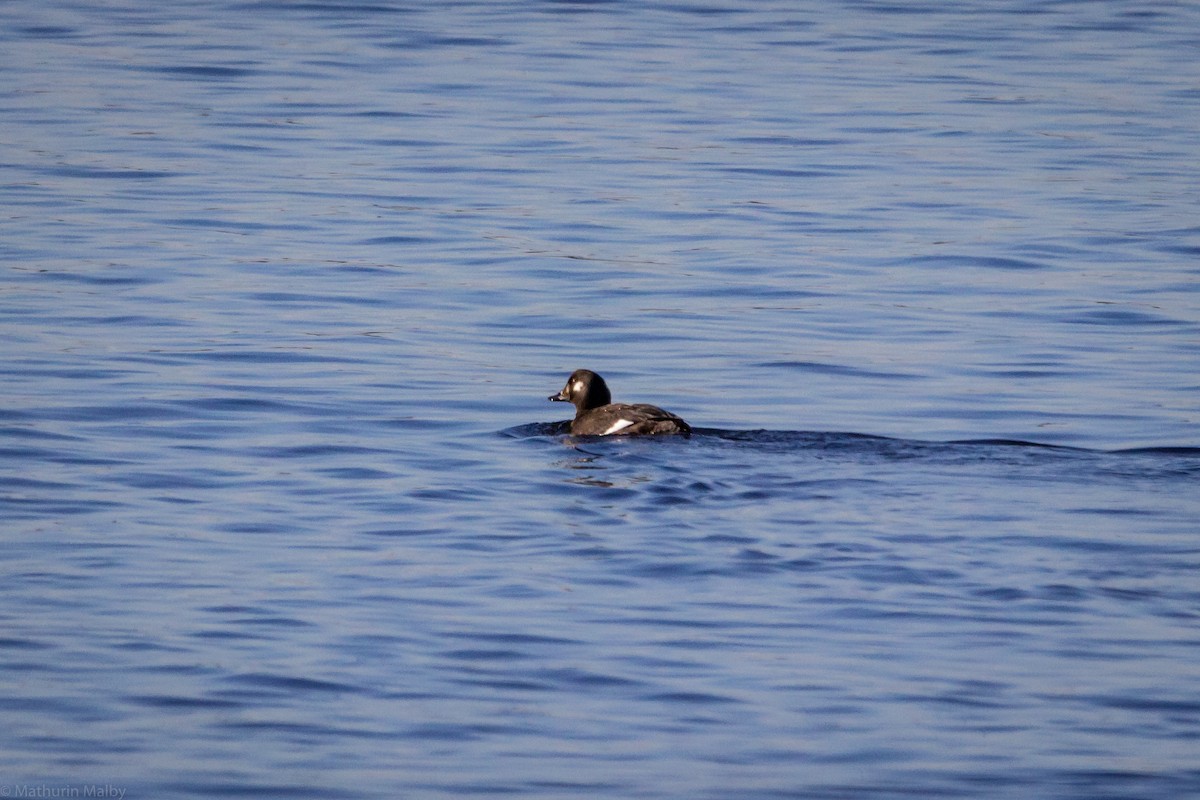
xmin=602 ymin=418 xmax=636 ymax=435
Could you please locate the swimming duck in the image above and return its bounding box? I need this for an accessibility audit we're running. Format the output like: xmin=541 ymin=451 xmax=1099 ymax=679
xmin=549 ymin=369 xmax=691 ymax=436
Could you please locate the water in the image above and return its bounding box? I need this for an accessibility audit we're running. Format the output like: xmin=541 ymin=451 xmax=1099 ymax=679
xmin=2 ymin=0 xmax=1199 ymax=797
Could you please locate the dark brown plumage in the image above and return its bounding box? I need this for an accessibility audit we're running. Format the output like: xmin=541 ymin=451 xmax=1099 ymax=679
xmin=548 ymin=369 xmax=691 ymax=436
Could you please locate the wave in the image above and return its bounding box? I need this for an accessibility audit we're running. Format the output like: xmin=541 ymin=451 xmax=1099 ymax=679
xmin=501 ymin=422 xmax=1200 ymax=459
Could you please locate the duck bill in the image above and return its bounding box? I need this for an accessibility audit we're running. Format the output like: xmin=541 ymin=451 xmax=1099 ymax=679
xmin=548 ymin=390 xmax=568 ymax=402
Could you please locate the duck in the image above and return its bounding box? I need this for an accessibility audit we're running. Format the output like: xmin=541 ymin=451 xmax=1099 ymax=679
xmin=549 ymin=369 xmax=691 ymax=436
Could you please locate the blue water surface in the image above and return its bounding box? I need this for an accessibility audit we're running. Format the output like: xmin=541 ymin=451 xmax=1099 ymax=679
xmin=2 ymin=1 xmax=1199 ymax=798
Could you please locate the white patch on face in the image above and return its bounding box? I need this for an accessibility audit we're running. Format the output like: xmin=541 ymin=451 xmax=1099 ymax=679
xmin=602 ymin=418 xmax=635 ymax=435
xmin=572 ymin=380 xmax=585 ymax=396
